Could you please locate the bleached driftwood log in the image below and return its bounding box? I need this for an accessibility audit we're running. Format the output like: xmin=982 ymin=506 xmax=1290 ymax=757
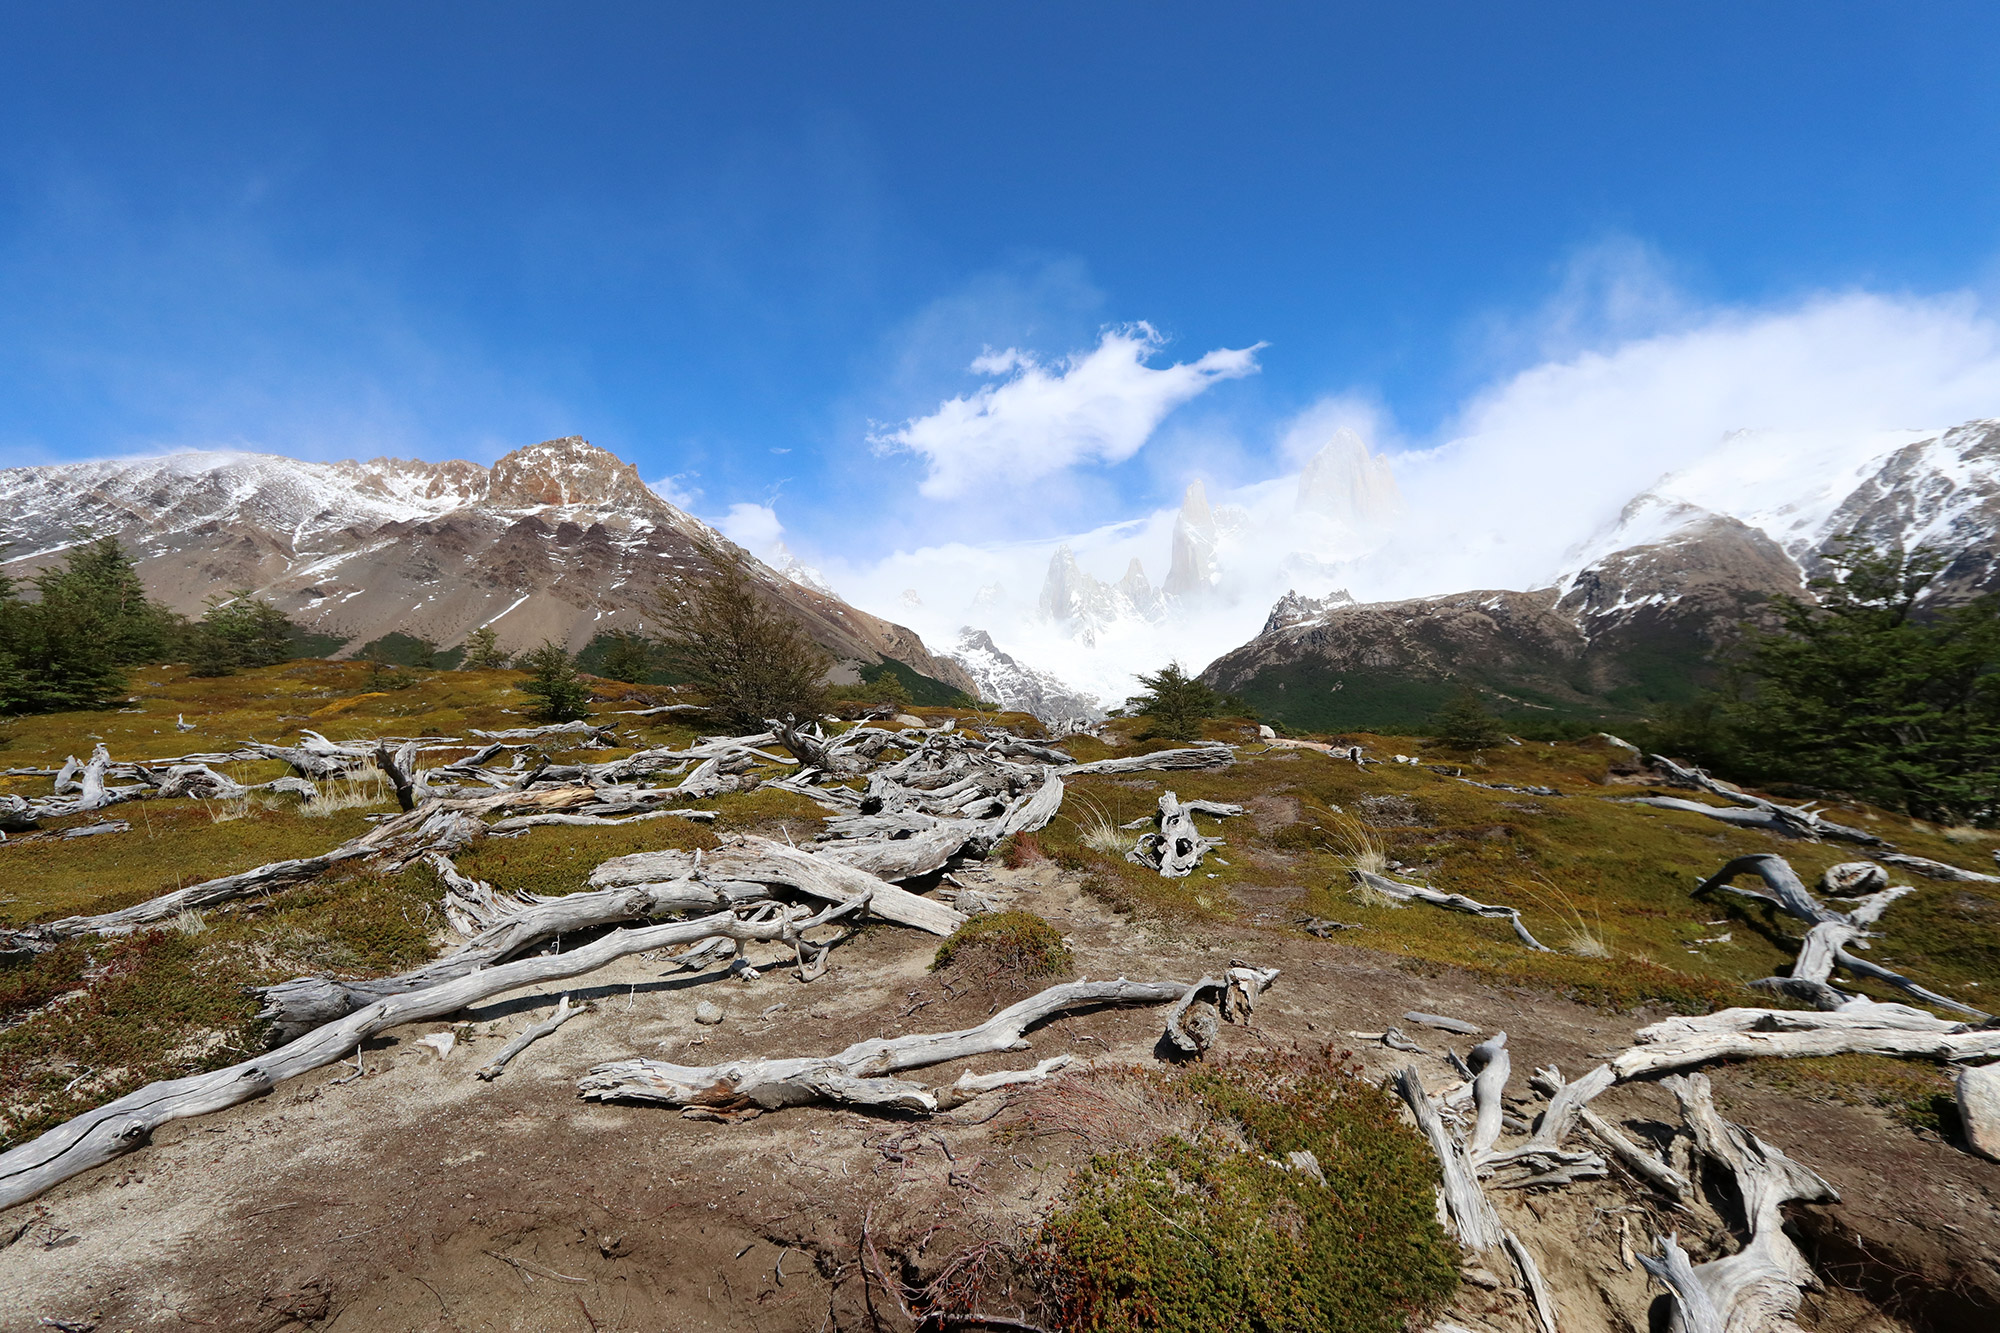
xmin=1622 ymin=795 xmax=1822 ymax=838
xmin=1126 ymin=791 xmax=1242 ymax=878
xmin=579 ymin=971 xmax=1276 ymax=1116
xmin=0 ymin=845 xmax=371 ymax=953
xmin=475 ymin=994 xmax=587 ymax=1080
xmin=593 ymin=836 xmax=965 ymax=936
xmin=1696 ymin=854 xmax=1987 ymax=1019
xmin=1053 ymin=743 xmax=1234 ymax=778
xmin=1392 ymin=1065 xmax=1504 ymax=1252
xmin=1611 ymin=1007 xmax=2000 ymax=1079
xmin=252 ymin=854 xmax=791 ymax=1041
xmin=1646 ymin=755 xmax=1880 ymax=846
xmin=1875 ymin=851 xmax=2000 ymax=884
xmin=1351 ymin=869 xmax=1553 ymax=951
xmin=0 ymin=900 xmax=860 ymax=1210
xmin=469 ymin=720 xmax=616 ymax=744
xmin=1638 ymin=1073 xmax=1837 ymax=1333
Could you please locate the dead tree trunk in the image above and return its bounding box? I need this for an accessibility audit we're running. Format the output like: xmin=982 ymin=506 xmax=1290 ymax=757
xmin=1639 ymin=1073 xmax=1838 ymax=1333
xmin=0 ymin=900 xmax=861 ymax=1210
xmin=375 ymin=740 xmax=419 ymax=812
xmin=578 ymin=972 xmax=1273 ymax=1116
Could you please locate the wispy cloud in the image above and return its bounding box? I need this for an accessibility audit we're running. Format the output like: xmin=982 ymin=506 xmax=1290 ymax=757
xmin=871 ymin=323 xmax=1262 ymax=500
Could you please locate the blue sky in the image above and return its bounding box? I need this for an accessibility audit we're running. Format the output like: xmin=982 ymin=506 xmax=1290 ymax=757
xmin=5 ymin=4 xmax=2000 ymax=565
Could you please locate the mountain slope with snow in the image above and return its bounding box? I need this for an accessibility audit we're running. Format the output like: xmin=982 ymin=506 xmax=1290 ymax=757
xmin=1206 ymin=417 xmax=2000 ymax=731
xmin=0 ymin=437 xmax=975 ymax=693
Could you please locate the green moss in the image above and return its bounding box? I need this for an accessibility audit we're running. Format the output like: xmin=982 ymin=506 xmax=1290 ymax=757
xmin=932 ymin=910 xmax=1072 ymax=979
xmin=0 ymin=930 xmax=263 ymax=1147
xmin=1747 ymin=1054 xmax=1957 ymax=1133
xmin=1039 ymin=1049 xmax=1458 ymax=1333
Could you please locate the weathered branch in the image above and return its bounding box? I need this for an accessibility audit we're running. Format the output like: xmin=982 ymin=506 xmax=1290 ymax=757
xmin=1352 ymin=870 xmax=1552 ymax=951
xmin=0 ymin=902 xmax=854 ymax=1210
xmin=475 ymin=995 xmax=587 ymax=1080
xmin=579 ymin=973 xmax=1270 ymax=1116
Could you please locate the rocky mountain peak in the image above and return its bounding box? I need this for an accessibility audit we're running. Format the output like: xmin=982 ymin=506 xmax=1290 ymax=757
xmin=1296 ymin=427 xmax=1406 ymax=530
xmin=1164 ymin=479 xmax=1221 ymax=598
xmin=484 ymin=436 xmax=667 ymax=519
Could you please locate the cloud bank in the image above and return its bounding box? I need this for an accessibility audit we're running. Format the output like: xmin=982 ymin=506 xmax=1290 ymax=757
xmin=872 ymin=323 xmax=1262 ymax=500
xmin=821 ymin=284 xmax=2000 ymax=705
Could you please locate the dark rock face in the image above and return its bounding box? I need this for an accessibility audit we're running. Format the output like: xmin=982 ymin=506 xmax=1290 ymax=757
xmin=1203 ymin=518 xmax=1816 ymax=731
xmin=0 ymin=436 xmax=975 ymax=694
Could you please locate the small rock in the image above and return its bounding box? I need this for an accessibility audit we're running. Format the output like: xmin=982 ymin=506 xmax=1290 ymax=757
xmin=693 ymin=1000 xmax=725 ymax=1026
xmin=893 ymin=714 xmax=925 ymax=728
xmin=1958 ymin=1063 xmax=2000 ymax=1161
xmin=1257 ymin=724 xmax=1276 ymax=740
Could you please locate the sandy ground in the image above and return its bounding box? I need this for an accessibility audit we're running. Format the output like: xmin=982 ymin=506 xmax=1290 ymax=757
xmin=3 ymin=863 xmax=1997 ymax=1333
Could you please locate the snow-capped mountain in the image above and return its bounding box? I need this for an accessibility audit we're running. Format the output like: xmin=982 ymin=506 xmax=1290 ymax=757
xmin=948 ymin=629 xmax=1103 ymax=730
xmin=0 ymin=436 xmax=975 ymax=692
xmin=1206 ymin=418 xmax=2000 ymax=731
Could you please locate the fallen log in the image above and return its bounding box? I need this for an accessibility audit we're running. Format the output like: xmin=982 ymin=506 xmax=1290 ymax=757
xmin=592 ymin=835 xmax=965 ymax=936
xmin=1391 ymin=1065 xmax=1503 ymax=1252
xmin=1126 ymin=790 xmax=1240 ymax=878
xmin=1647 ymin=755 xmax=1881 ymax=845
xmin=0 ymin=900 xmax=858 ymax=1210
xmin=1611 ymin=1016 xmax=2000 ymax=1079
xmin=1875 ymin=851 xmax=2000 ymax=884
xmin=1351 ymin=869 xmax=1552 ymax=951
xmin=1639 ymin=1073 xmax=1837 ymax=1333
xmin=469 ymin=721 xmax=616 ymax=743
xmin=578 ymin=971 xmax=1273 ymax=1116
xmin=253 ymin=853 xmax=784 ymax=1040
xmin=1053 ymin=744 xmax=1234 ymax=778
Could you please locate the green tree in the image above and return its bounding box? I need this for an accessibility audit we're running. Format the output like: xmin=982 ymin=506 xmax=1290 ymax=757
xmin=1430 ymin=688 xmax=1507 ymax=750
xmin=1727 ymin=539 xmax=2000 ymax=824
xmin=35 ymin=537 xmax=173 ymax=666
xmin=518 ymin=640 xmax=593 ymax=723
xmin=597 ymin=630 xmax=658 ymax=683
xmin=654 ymin=550 xmax=831 ymax=730
xmin=186 ymin=591 xmax=300 ymax=676
xmin=459 ymin=626 xmax=511 ymax=670
xmin=0 ymin=538 xmax=178 ymax=711
xmin=1127 ymin=662 xmax=1222 ymax=741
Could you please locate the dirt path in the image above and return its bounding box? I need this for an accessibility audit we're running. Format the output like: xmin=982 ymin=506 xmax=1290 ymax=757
xmin=4 ymin=863 xmax=1996 ymax=1332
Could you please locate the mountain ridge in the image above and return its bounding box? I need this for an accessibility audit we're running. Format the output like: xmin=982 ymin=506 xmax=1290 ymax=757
xmin=0 ymin=436 xmax=976 ymax=694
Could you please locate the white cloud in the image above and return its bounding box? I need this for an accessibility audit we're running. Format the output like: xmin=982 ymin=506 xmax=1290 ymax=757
xmin=872 ymin=323 xmax=1262 ymax=500
xmin=838 ymin=283 xmax=2000 ymax=704
xmin=715 ymin=500 xmax=785 ymax=557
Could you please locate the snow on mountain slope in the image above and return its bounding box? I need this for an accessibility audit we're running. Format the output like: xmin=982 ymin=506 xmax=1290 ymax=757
xmin=949 ymin=629 xmax=1102 ymax=729
xmin=1554 ymin=422 xmax=1999 ymax=592
xmin=0 ymin=437 xmax=976 ymax=692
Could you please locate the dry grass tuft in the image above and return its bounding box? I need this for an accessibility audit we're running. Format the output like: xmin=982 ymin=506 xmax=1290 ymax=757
xmin=299 ymin=772 xmax=391 ymax=818
xmin=1064 ymin=793 xmax=1134 ymax=857
xmin=1517 ymin=874 xmax=1608 ymax=958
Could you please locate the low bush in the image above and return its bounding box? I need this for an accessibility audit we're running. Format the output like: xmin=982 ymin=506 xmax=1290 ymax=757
xmin=931 ymin=909 xmax=1072 ymax=980
xmin=1037 ymin=1048 xmax=1457 ymax=1333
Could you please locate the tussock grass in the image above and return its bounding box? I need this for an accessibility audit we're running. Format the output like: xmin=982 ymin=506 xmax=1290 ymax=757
xmin=299 ymin=771 xmax=392 ymax=817
xmin=1064 ymin=792 xmax=1133 ymax=857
